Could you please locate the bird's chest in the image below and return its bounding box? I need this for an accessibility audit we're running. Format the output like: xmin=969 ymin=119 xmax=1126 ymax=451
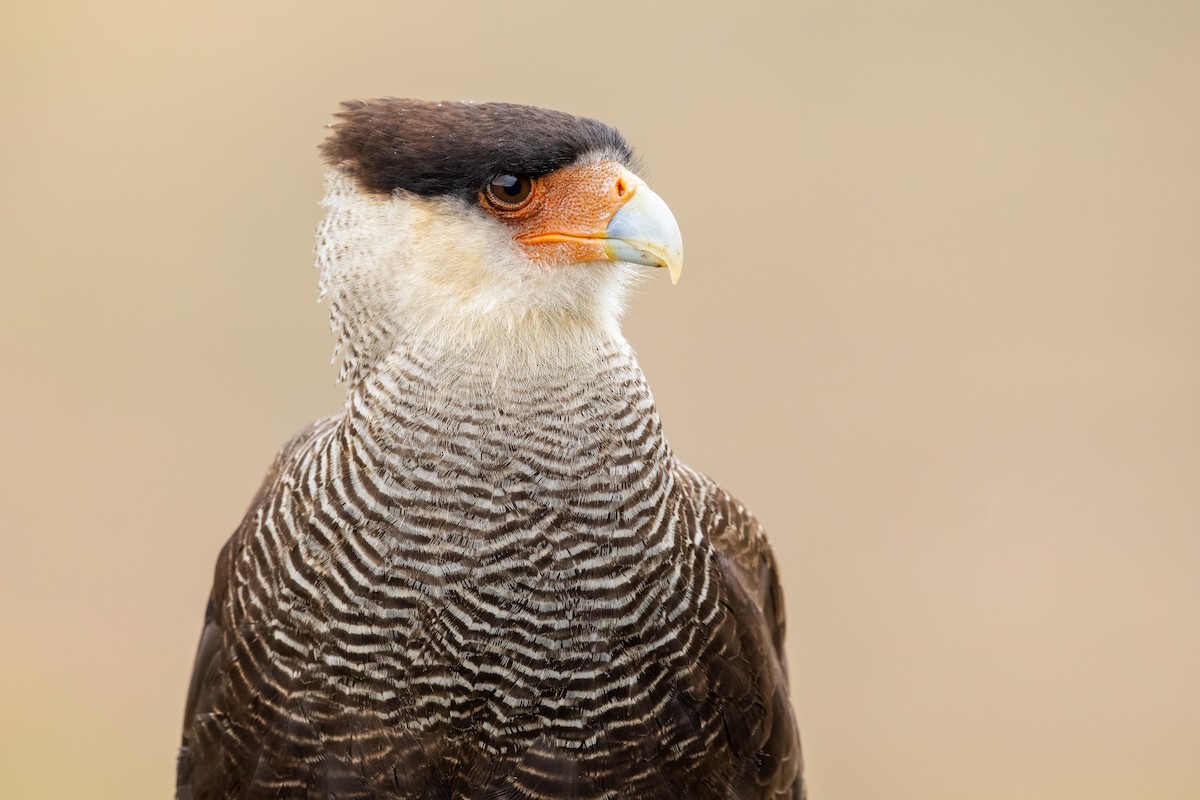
xmin=286 ymin=430 xmax=693 ymax=697
xmin=330 ymin=475 xmax=678 ymax=660
xmin=233 ymin=413 xmax=740 ymax=794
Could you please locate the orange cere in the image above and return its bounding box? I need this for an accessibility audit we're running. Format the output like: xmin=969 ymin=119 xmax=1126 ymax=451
xmin=483 ymin=160 xmax=637 ymax=268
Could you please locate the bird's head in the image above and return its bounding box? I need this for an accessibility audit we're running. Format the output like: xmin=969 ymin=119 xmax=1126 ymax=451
xmin=315 ymin=99 xmax=683 ymax=383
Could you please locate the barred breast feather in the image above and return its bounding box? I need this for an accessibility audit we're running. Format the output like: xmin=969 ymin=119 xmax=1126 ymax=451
xmin=178 ymin=338 xmax=802 ymax=799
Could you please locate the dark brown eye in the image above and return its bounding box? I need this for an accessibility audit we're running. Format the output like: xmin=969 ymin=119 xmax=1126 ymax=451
xmin=485 ymin=174 xmax=534 ymax=209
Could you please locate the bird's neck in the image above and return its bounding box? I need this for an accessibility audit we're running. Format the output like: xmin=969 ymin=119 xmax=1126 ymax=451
xmin=341 ymin=328 xmax=674 ymax=506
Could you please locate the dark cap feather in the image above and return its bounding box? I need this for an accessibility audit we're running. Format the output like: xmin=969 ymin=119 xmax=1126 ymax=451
xmin=320 ymin=98 xmax=636 ymax=198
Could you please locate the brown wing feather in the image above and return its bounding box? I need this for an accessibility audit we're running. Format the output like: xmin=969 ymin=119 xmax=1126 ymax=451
xmin=674 ymin=464 xmax=806 ymax=799
xmin=176 ymin=417 xmax=341 ymax=800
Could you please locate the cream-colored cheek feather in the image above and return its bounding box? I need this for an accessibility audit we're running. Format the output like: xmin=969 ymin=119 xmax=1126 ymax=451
xmin=315 ymin=170 xmax=640 ymax=384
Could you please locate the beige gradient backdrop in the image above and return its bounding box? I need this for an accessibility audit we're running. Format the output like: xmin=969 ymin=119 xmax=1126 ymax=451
xmin=3 ymin=1 xmax=1198 ymax=797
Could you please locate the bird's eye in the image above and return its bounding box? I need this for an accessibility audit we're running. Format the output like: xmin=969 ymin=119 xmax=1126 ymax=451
xmin=484 ymin=174 xmax=534 ymax=210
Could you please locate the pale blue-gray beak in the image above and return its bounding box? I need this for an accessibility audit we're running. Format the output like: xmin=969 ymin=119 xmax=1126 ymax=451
xmin=603 ymin=179 xmax=684 ymax=284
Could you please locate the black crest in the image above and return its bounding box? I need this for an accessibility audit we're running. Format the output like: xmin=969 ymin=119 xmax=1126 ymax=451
xmin=321 ymin=98 xmax=636 ymax=199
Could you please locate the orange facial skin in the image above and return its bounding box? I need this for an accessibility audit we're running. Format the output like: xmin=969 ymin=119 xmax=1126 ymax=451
xmin=478 ymin=160 xmax=637 ymax=268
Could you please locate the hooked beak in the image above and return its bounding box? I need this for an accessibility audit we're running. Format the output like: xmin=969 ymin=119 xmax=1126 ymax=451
xmin=602 ymin=179 xmax=684 ymax=285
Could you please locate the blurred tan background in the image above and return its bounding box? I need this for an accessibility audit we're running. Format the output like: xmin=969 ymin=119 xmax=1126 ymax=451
xmin=3 ymin=1 xmax=1198 ymax=797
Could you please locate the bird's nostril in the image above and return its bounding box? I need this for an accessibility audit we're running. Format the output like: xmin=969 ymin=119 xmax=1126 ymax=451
xmin=615 ymin=177 xmax=629 ymax=197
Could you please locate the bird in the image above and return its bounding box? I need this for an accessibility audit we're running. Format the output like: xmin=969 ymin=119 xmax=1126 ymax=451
xmin=177 ymin=98 xmax=804 ymax=800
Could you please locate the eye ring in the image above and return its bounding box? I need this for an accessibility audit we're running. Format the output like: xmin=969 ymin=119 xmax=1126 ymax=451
xmin=484 ymin=173 xmax=535 ymax=210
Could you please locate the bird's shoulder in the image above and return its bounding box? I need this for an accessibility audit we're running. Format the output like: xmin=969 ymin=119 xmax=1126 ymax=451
xmin=253 ymin=413 xmax=343 ymax=505
xmin=671 ymin=462 xmax=804 ymax=799
xmin=177 ymin=414 xmax=342 ymax=798
xmin=673 ymin=463 xmax=789 ymax=654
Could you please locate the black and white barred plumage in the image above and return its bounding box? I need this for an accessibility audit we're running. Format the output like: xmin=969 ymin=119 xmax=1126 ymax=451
xmin=178 ymin=99 xmax=804 ymax=799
